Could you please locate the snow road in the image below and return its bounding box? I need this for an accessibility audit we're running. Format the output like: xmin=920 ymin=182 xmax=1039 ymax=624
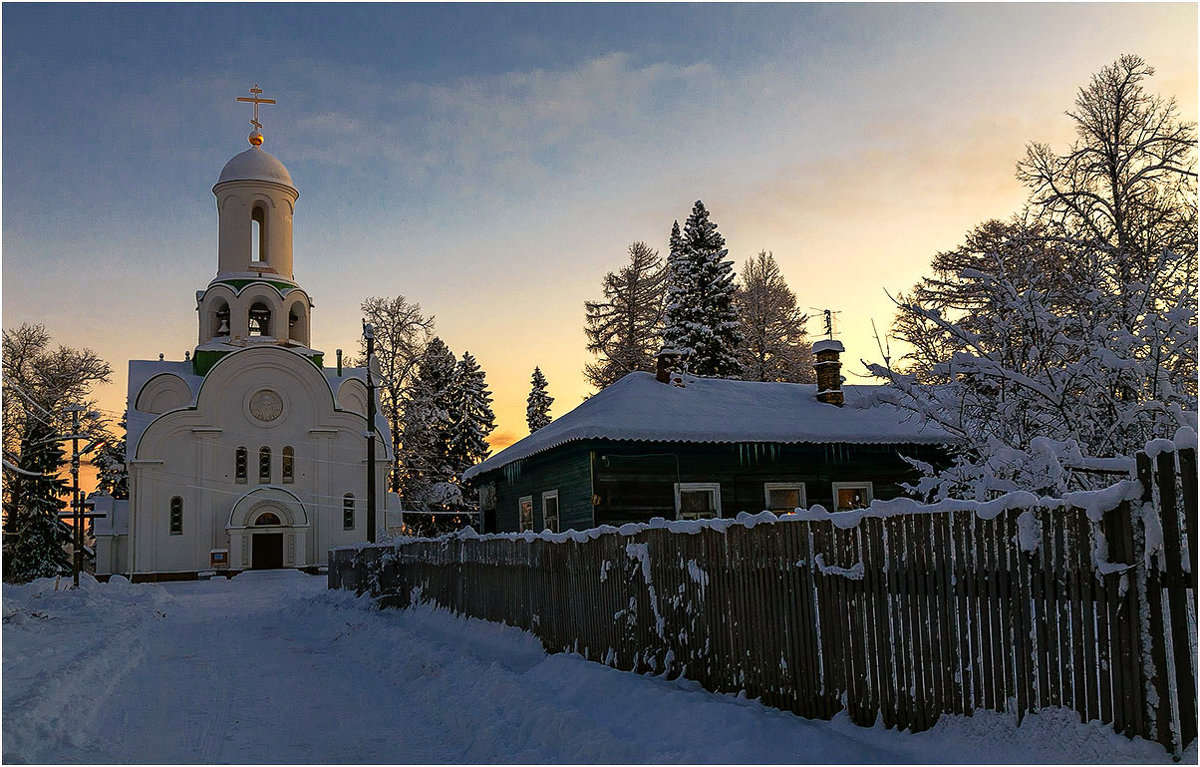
xmin=2 ymin=570 xmax=1180 ymax=764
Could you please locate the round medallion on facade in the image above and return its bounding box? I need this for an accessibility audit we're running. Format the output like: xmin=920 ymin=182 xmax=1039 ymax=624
xmin=248 ymin=389 xmax=284 ymax=422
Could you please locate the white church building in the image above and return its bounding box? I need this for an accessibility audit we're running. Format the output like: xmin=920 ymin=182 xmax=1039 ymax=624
xmin=94 ymin=94 xmax=391 ymax=580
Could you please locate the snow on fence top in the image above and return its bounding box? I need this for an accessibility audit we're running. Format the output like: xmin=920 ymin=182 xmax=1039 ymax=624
xmin=335 ymin=476 xmax=1148 ymax=553
xmin=463 ymin=371 xmax=955 ymax=480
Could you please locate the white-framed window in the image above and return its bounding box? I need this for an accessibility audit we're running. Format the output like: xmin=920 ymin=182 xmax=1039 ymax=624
xmin=542 ymin=490 xmax=560 ymax=533
xmin=674 ymin=482 xmax=721 ymax=520
xmin=519 ymin=496 xmax=534 ymax=532
xmin=764 ymin=482 xmax=807 ymax=513
xmin=832 ymin=482 xmax=873 ymax=511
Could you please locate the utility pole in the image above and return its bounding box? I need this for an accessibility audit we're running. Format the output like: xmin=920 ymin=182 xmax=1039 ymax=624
xmin=65 ymin=404 xmax=84 ymax=588
xmin=363 ymin=321 xmax=377 ymax=543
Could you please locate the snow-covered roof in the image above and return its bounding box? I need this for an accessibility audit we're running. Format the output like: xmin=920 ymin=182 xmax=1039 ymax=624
xmin=126 ymin=354 xmax=384 ymax=459
xmin=216 ymin=146 xmax=294 ymax=188
xmin=464 ymin=372 xmax=954 ymax=481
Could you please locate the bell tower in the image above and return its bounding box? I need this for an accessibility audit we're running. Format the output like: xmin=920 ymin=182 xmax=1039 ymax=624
xmin=194 ymin=85 xmax=317 ymax=374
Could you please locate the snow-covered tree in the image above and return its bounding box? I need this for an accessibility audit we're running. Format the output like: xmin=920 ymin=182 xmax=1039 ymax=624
xmin=3 ymin=421 xmax=70 ymax=583
xmin=358 ymin=295 xmax=434 ymax=492
xmin=872 ymin=56 xmax=1197 ymax=499
xmin=735 ymin=251 xmax=813 ymax=382
xmin=2 ymin=323 xmax=111 ymax=582
xmin=447 ymin=352 xmax=496 ymax=481
xmin=526 ymin=367 xmax=553 ymax=433
xmin=397 ymin=337 xmax=458 ymax=509
xmin=584 ymin=242 xmax=667 ymax=390
xmin=91 ymin=410 xmax=128 ymax=500
xmin=661 ymin=201 xmax=744 ymax=378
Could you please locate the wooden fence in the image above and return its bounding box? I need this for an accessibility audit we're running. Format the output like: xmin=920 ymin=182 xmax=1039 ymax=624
xmin=330 ymin=447 xmax=1196 ymax=757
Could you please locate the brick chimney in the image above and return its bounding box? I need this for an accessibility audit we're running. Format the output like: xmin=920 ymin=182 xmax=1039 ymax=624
xmin=812 ymin=339 xmax=845 ymax=406
xmin=655 ymin=348 xmax=682 ymax=384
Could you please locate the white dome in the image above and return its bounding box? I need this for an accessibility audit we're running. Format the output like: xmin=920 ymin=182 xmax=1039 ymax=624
xmin=216 ymin=146 xmax=294 ymax=188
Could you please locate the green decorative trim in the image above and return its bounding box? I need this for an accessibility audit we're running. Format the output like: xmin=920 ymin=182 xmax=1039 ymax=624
xmin=193 ymin=349 xmax=230 ymax=376
xmin=193 ymin=347 xmax=322 ymax=376
xmin=209 ymin=278 xmax=298 ymax=294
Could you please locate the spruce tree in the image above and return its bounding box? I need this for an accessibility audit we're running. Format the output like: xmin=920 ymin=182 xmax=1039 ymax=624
xmin=398 ymin=337 xmax=458 ymax=509
xmin=92 ymin=410 xmax=129 ymax=499
xmin=2 ymin=323 xmax=111 ymax=583
xmin=526 ymin=367 xmax=554 ymax=433
xmin=2 ymin=421 xmax=71 ymax=582
xmin=447 ymin=352 xmax=495 ymax=490
xmin=661 ymin=201 xmax=744 ymax=377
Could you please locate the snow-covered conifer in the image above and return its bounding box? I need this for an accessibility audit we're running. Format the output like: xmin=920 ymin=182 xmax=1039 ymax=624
xmin=526 ymin=367 xmax=554 ymax=433
xmin=92 ymin=410 xmax=128 ymax=499
xmin=447 ymin=352 xmax=495 ymax=502
xmin=584 ymin=242 xmax=667 ymax=390
xmin=398 ymin=337 xmax=458 ymax=509
xmin=661 ymin=202 xmax=744 ymax=378
xmin=2 ymin=323 xmax=111 ymax=582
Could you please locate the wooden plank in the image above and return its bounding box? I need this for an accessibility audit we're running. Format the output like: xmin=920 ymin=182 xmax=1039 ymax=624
xmin=934 ymin=514 xmax=959 ymax=718
xmin=1012 ymin=509 xmax=1035 ymax=722
xmin=779 ymin=522 xmax=805 ymax=717
xmin=1065 ymin=509 xmax=1088 ymax=724
xmin=845 ymin=523 xmax=865 ymax=723
xmin=901 ymin=514 xmax=925 ymax=730
xmin=861 ymin=519 xmax=887 ymax=727
xmin=1074 ymin=509 xmax=1101 ymax=725
xmin=918 ymin=513 xmax=937 ymax=727
xmin=927 ymin=513 xmax=950 ymax=725
xmin=763 ymin=524 xmax=788 ymax=710
xmin=795 ymin=522 xmax=826 ymax=719
xmin=1156 ymin=450 xmax=1196 ymax=752
xmin=953 ymin=511 xmax=975 ymax=716
xmin=813 ymin=522 xmax=841 ymax=719
xmin=897 ymin=514 xmax=911 ymax=726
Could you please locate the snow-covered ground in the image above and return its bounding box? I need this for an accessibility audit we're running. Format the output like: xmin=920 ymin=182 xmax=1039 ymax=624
xmin=3 ymin=570 xmax=1184 ymax=764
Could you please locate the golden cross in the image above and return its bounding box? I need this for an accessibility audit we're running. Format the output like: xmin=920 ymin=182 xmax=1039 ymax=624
xmin=236 ymin=84 xmax=276 ymax=132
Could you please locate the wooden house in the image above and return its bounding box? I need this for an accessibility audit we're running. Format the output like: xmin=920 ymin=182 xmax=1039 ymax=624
xmin=464 ymin=344 xmax=953 ymax=533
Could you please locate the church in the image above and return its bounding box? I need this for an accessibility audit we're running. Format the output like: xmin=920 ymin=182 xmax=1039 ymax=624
xmin=93 ymin=88 xmax=392 ymax=580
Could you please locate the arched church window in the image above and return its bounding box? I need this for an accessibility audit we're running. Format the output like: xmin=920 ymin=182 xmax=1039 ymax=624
xmin=169 ymin=497 xmax=183 ymax=535
xmin=235 ymin=447 xmax=247 ymax=483
xmin=248 ymin=303 xmax=271 ymax=337
xmin=259 ymin=446 xmax=271 ymax=483
xmin=250 ymin=205 xmax=267 ymax=263
xmin=282 ymin=447 xmax=294 ymax=484
xmin=255 ymin=512 xmax=281 ymax=526
xmin=343 ymin=494 xmax=355 ymax=531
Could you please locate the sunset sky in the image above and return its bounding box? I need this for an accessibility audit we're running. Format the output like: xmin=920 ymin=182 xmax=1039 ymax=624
xmin=3 ymin=3 xmax=1196 ymax=454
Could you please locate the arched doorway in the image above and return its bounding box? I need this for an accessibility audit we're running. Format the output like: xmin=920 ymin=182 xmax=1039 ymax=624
xmin=251 ymin=511 xmax=284 ymax=569
xmin=227 ymin=488 xmax=310 ymax=570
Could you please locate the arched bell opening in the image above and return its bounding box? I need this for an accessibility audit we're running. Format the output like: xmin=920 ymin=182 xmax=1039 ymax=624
xmin=248 ymin=302 xmax=272 ymax=337
xmin=287 ymin=300 xmax=309 ymax=346
xmin=211 ymin=300 xmax=231 ymax=339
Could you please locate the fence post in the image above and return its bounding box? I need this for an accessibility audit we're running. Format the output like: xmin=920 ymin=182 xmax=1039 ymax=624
xmin=1154 ymin=450 xmax=1196 ymax=756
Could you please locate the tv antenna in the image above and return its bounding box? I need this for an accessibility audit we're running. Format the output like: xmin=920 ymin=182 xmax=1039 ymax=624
xmin=808 ymin=308 xmax=840 ymax=340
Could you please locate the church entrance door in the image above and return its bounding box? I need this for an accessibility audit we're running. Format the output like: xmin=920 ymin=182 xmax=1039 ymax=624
xmin=252 ymin=533 xmax=284 ymax=569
